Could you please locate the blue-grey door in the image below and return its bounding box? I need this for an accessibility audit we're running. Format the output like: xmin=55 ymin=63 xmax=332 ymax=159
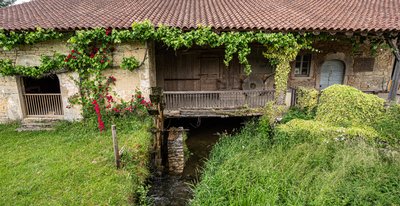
xmin=320 ymin=60 xmax=345 ymax=89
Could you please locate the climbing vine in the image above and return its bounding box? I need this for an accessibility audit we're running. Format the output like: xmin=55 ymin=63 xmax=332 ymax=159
xmin=0 ymin=21 xmax=313 ymax=106
xmin=0 ymin=28 xmax=64 ymax=50
xmin=121 ymin=57 xmax=140 ymax=71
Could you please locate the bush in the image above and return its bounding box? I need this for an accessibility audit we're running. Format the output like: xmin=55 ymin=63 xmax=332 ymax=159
xmin=374 ymin=104 xmax=400 ymax=144
xmin=296 ymin=86 xmax=319 ymax=114
xmin=281 ymin=107 xmax=315 ymax=123
xmin=316 ymin=85 xmax=385 ymax=127
xmin=275 ymin=119 xmax=379 ymax=145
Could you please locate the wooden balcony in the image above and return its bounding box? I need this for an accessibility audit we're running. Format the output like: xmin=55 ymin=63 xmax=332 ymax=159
xmin=163 ymin=90 xmax=275 ymax=117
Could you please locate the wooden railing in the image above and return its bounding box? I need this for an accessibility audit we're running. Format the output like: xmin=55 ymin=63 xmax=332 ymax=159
xmin=164 ymin=90 xmax=275 ymax=110
xmin=23 ymin=93 xmax=63 ymax=116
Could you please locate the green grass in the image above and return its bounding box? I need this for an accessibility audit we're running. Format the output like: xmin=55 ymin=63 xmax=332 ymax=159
xmin=0 ymin=117 xmax=152 ymax=205
xmin=191 ymin=122 xmax=400 ymax=206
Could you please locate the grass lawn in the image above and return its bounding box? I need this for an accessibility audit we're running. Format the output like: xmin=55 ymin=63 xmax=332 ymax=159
xmin=0 ymin=118 xmax=152 ymax=205
xmin=191 ymin=122 xmax=400 ymax=206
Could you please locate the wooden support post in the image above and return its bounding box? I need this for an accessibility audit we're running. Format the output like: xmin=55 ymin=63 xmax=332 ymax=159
xmin=111 ymin=125 xmax=121 ymax=169
xmin=387 ymin=37 xmax=400 ymax=103
xmin=154 ymin=102 xmax=164 ymax=171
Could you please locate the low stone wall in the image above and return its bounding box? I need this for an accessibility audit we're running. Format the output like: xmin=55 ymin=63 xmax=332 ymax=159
xmin=0 ymin=39 xmax=156 ymax=122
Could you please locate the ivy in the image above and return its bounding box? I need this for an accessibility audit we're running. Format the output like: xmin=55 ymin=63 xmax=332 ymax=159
xmin=0 ymin=28 xmax=63 ymax=50
xmin=121 ymin=57 xmax=140 ymax=71
xmin=0 ymin=54 xmax=66 ymax=78
xmin=0 ymin=21 xmax=331 ymax=111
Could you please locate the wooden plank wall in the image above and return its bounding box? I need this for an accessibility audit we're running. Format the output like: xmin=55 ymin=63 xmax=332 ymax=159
xmin=156 ymin=46 xmax=274 ymax=91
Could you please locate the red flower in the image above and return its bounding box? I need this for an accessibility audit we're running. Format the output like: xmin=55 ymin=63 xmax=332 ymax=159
xmin=108 ymin=76 xmax=116 ymax=82
xmin=71 ymin=49 xmax=75 ymax=53
xmin=113 ymin=108 xmax=120 ymax=113
xmin=92 ymin=100 xmax=104 ymax=132
xmin=106 ymin=95 xmax=114 ymax=102
xmin=89 ymin=53 xmax=95 ymax=58
xmin=100 ymin=59 xmax=105 ymax=64
xmin=105 ymin=28 xmax=112 ymax=36
xmin=136 ymin=94 xmax=142 ymax=99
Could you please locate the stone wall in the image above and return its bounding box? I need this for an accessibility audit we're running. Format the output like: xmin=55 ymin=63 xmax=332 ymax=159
xmin=0 ymin=76 xmax=23 ymax=123
xmin=0 ymin=39 xmax=155 ymax=122
xmin=288 ymin=41 xmax=395 ymax=92
xmin=167 ymin=127 xmax=185 ymax=175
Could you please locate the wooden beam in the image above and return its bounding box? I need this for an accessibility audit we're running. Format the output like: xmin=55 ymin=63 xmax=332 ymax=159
xmin=387 ymin=37 xmax=400 ymax=102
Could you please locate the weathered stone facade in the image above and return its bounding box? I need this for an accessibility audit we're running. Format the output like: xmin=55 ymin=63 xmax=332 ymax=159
xmin=288 ymin=41 xmax=395 ymax=92
xmin=0 ymin=39 xmax=156 ymax=122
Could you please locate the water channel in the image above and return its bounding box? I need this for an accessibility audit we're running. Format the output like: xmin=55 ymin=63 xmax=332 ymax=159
xmin=147 ymin=117 xmax=244 ymax=206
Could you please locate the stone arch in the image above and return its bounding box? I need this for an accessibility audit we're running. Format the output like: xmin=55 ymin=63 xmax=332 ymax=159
xmin=315 ymin=52 xmax=353 ymax=89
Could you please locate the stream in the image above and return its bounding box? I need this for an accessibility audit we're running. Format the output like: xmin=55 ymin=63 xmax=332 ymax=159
xmin=147 ymin=117 xmax=244 ymax=206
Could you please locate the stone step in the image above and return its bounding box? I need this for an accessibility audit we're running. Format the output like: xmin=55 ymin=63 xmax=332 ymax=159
xmin=21 ymin=122 xmax=55 ymax=128
xmin=22 ymin=117 xmax=63 ymax=124
xmin=17 ymin=117 xmax=62 ymax=132
xmin=16 ymin=127 xmax=55 ymax=132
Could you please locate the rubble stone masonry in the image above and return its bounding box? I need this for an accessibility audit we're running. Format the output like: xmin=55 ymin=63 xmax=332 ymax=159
xmin=0 ymin=39 xmax=156 ymax=122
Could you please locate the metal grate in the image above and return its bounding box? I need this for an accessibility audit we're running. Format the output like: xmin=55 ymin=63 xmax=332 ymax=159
xmin=23 ymin=93 xmax=64 ymax=116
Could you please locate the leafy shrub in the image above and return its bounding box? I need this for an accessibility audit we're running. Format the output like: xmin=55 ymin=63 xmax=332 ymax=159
xmin=374 ymin=104 xmax=400 ymax=144
xmin=281 ymin=107 xmax=315 ymax=123
xmin=316 ymin=85 xmax=385 ymax=127
xmin=275 ymin=119 xmax=379 ymax=145
xmin=296 ymin=86 xmax=319 ymax=114
xmin=120 ymin=57 xmax=140 ymax=71
xmin=258 ymin=102 xmax=287 ymax=135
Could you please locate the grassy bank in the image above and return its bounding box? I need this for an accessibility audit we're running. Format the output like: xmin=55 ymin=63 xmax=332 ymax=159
xmin=191 ymin=86 xmax=400 ymax=205
xmin=0 ymin=117 xmax=152 ymax=205
xmin=191 ymin=122 xmax=400 ymax=205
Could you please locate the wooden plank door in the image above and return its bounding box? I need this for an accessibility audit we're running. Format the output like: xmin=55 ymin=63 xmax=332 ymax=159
xmin=199 ymin=56 xmax=222 ymax=91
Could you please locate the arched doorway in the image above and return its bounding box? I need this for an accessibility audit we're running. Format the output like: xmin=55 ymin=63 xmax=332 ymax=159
xmin=21 ymin=75 xmax=63 ymax=116
xmin=320 ymin=60 xmax=345 ymax=89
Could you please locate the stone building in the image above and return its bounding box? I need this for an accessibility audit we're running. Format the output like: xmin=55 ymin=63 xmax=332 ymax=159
xmin=0 ymin=0 xmax=399 ymax=122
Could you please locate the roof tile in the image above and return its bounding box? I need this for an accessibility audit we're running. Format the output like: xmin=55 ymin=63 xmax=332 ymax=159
xmin=0 ymin=0 xmax=399 ymax=32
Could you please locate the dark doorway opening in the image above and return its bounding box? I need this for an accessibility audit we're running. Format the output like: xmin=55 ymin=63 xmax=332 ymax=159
xmin=21 ymin=75 xmax=63 ymax=116
xmin=23 ymin=75 xmax=61 ymax=94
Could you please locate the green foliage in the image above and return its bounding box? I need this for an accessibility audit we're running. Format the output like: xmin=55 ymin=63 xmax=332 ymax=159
xmin=191 ymin=121 xmax=400 ymax=206
xmin=0 ymin=28 xmax=63 ymax=50
xmin=258 ymin=102 xmax=287 ymax=134
xmin=374 ymin=104 xmax=400 ymax=144
xmin=275 ymin=119 xmax=379 ymax=145
xmin=0 ymin=116 xmax=152 ymax=205
xmin=0 ymin=0 xmax=16 ymax=8
xmin=0 ymin=22 xmax=314 ymax=106
xmin=120 ymin=57 xmax=140 ymax=71
xmin=0 ymin=54 xmax=66 ymax=78
xmin=296 ymin=86 xmax=319 ymax=113
xmin=316 ymin=85 xmax=385 ymax=127
xmin=281 ymin=107 xmax=315 ymax=123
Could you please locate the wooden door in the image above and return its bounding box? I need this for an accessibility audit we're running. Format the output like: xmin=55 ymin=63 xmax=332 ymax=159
xmin=320 ymin=60 xmax=345 ymax=89
xmin=199 ymin=56 xmax=222 ymax=91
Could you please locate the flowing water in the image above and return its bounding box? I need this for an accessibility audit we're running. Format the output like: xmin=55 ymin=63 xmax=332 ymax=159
xmin=147 ymin=117 xmax=244 ymax=206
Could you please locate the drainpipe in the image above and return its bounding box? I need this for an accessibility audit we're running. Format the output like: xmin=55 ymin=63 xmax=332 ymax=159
xmin=387 ymin=37 xmax=400 ymax=103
